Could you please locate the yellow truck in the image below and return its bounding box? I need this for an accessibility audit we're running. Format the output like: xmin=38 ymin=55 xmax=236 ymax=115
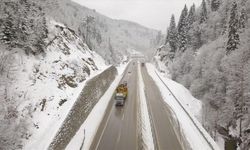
xmin=115 ymin=83 xmax=128 ymax=106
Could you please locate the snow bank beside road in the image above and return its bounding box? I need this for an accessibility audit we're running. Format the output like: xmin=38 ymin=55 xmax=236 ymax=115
xmin=146 ymin=63 xmax=220 ymax=150
xmin=66 ymin=63 xmax=128 ymax=150
xmin=137 ymin=62 xmax=154 ymax=150
xmin=153 ymin=67 xmax=202 ymax=120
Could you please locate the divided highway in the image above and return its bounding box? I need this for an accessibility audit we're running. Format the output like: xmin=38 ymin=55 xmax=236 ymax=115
xmin=90 ymin=61 xmax=138 ymax=150
xmin=90 ymin=61 xmax=183 ymax=150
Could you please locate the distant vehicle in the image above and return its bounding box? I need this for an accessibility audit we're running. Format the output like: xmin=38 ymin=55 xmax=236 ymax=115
xmin=141 ymin=63 xmax=145 ymax=67
xmin=115 ymin=83 xmax=128 ymax=106
xmin=128 ymin=71 xmax=131 ymax=74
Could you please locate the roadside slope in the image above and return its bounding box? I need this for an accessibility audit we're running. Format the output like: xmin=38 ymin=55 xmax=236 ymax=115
xmin=146 ymin=63 xmax=220 ymax=150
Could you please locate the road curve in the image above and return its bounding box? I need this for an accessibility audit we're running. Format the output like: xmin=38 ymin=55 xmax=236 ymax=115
xmin=90 ymin=61 xmax=138 ymax=150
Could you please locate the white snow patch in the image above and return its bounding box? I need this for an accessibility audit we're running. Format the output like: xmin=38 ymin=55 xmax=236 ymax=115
xmin=66 ymin=64 xmax=128 ymax=150
xmin=146 ymin=63 xmax=220 ymax=150
xmin=116 ymin=62 xmax=129 ymax=75
xmin=17 ymin=20 xmax=108 ymax=150
xmin=137 ymin=62 xmax=154 ymax=150
xmin=217 ymin=135 xmax=225 ymax=150
xmin=154 ymin=70 xmax=202 ymax=120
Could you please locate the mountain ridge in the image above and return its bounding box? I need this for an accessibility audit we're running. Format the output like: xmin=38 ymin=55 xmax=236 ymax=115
xmin=45 ymin=0 xmax=160 ymax=63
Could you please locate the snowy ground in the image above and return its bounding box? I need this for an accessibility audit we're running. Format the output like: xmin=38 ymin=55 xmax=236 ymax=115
xmin=66 ymin=63 xmax=128 ymax=150
xmin=146 ymin=63 xmax=220 ymax=150
xmin=0 ymin=20 xmax=108 ymax=150
xmin=151 ymin=65 xmax=202 ymax=120
xmin=137 ymin=62 xmax=154 ymax=150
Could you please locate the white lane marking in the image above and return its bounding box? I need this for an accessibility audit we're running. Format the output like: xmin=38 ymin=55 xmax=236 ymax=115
xmin=95 ymin=105 xmax=114 ymax=150
xmin=136 ymin=62 xmax=139 ymax=150
xmin=95 ymin=63 xmax=132 ymax=150
xmin=122 ymin=112 xmax=125 ymax=120
xmin=116 ymin=130 xmax=121 ymax=144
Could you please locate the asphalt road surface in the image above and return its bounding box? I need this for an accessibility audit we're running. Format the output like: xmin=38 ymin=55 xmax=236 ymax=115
xmin=141 ymin=65 xmax=183 ymax=150
xmin=90 ymin=61 xmax=138 ymax=150
xmin=90 ymin=61 xmax=183 ymax=150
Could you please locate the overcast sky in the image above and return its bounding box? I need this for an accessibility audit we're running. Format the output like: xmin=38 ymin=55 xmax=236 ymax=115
xmin=72 ymin=0 xmax=202 ymax=32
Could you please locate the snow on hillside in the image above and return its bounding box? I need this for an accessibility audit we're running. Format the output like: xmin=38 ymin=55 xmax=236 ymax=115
xmin=126 ymin=48 xmax=142 ymax=55
xmin=0 ymin=20 xmax=107 ymax=150
xmin=45 ymin=0 xmax=159 ymax=63
xmin=153 ymin=44 xmax=173 ymax=75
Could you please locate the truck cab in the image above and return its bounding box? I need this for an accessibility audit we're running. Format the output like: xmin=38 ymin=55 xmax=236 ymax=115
xmin=115 ymin=83 xmax=128 ymax=106
xmin=115 ymin=93 xmax=125 ymax=106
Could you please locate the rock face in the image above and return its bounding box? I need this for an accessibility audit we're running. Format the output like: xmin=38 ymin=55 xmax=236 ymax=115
xmin=49 ymin=66 xmax=117 ymax=150
xmin=0 ymin=20 xmax=107 ymax=150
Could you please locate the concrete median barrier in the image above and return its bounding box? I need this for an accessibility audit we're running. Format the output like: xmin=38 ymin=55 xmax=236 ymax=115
xmin=48 ymin=66 xmax=117 ymax=150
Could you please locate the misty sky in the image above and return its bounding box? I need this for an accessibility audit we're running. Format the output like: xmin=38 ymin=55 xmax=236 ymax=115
xmin=72 ymin=0 xmax=202 ymax=32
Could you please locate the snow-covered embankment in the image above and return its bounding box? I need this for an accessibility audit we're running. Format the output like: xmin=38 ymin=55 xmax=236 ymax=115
xmin=49 ymin=66 xmax=118 ymax=150
xmin=146 ymin=63 xmax=220 ymax=150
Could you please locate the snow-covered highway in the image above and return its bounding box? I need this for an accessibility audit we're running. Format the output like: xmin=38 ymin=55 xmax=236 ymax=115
xmin=88 ymin=61 xmax=185 ymax=150
xmin=90 ymin=61 xmax=138 ymax=150
xmin=67 ymin=60 xmax=220 ymax=150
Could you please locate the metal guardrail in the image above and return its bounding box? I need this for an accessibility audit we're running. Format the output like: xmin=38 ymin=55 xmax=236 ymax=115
xmin=154 ymin=71 xmax=216 ymax=150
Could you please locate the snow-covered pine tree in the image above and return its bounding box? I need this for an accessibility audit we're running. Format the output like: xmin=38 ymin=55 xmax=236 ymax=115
xmin=0 ymin=0 xmax=47 ymax=54
xmin=79 ymin=16 xmax=102 ymax=50
xmin=0 ymin=1 xmax=18 ymax=47
xmin=186 ymin=4 xmax=196 ymax=48
xmin=1 ymin=14 xmax=16 ymax=46
xmin=165 ymin=28 xmax=170 ymax=44
xmin=187 ymin=4 xmax=196 ymax=28
xmin=220 ymin=1 xmax=230 ymax=35
xmin=17 ymin=0 xmax=32 ymax=48
xmin=226 ymin=1 xmax=240 ymax=55
xmin=166 ymin=15 xmax=178 ymax=53
xmin=211 ymin=0 xmax=220 ymax=11
xmin=177 ymin=5 xmax=188 ymax=52
xmin=200 ymin=0 xmax=208 ymax=24
xmin=239 ymin=8 xmax=247 ymax=31
xmin=108 ymin=37 xmax=116 ymax=63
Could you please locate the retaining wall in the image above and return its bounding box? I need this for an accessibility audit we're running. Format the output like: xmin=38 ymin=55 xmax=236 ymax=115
xmin=49 ymin=66 xmax=117 ymax=150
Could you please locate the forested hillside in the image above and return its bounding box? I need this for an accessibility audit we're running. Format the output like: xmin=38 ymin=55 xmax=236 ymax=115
xmin=0 ymin=0 xmax=105 ymax=149
xmin=154 ymin=0 xmax=250 ymax=149
xmin=43 ymin=0 xmax=159 ymax=63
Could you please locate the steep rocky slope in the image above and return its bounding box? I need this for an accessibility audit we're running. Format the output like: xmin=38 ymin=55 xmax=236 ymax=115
xmin=0 ymin=20 xmax=106 ymax=150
